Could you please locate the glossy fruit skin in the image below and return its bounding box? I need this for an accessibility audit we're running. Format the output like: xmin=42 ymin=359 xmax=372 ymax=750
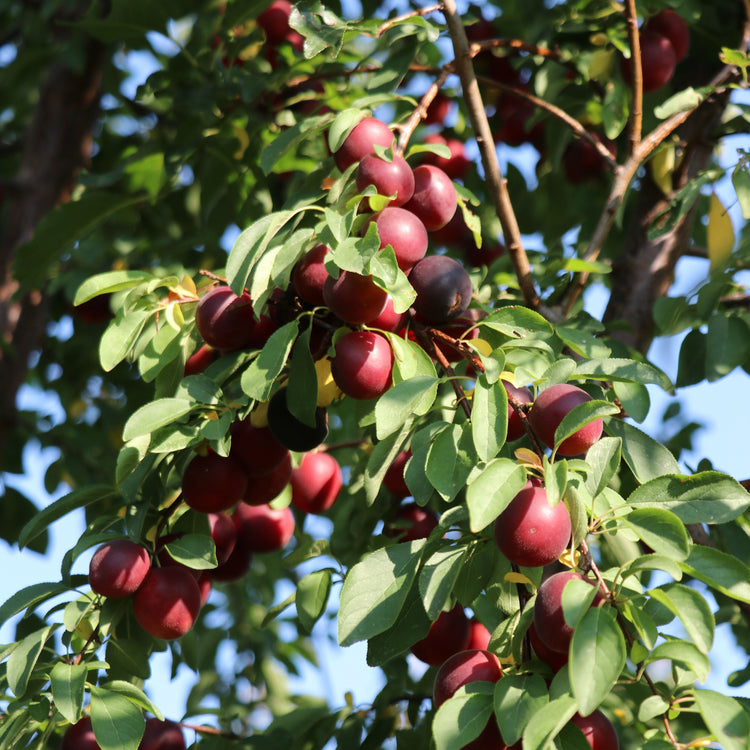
xmin=433 ymin=649 xmax=503 ymax=708
xmin=211 ymin=543 xmax=253 ymax=582
xmin=267 ymin=387 xmax=328 ymax=452
xmin=139 ymin=718 xmax=186 ymax=750
xmin=527 ymin=383 xmax=603 ymax=456
xmin=233 ymin=502 xmax=295 ymax=553
xmin=181 ymin=451 xmax=248 ymax=513
xmin=331 ymin=330 xmax=393 ymax=400
xmin=644 ymin=9 xmax=689 ymax=62
xmin=334 ymin=117 xmax=395 ymax=172
xmin=243 ymin=453 xmax=292 ymax=505
xmin=323 ymin=270 xmax=388 ymax=325
xmin=133 ymin=567 xmax=202 ymax=640
xmin=356 ymin=153 xmax=414 ymax=207
xmin=403 ymin=165 xmax=457 ymax=231
xmin=368 ymin=295 xmax=407 ymax=332
xmin=88 ymin=539 xmax=151 ymax=599
xmin=293 ymin=244 xmax=331 ymax=306
xmin=184 ymin=344 xmax=219 ymax=376
xmin=409 ymin=255 xmax=473 ymax=324
xmin=466 ymin=619 xmax=491 ymax=651
xmin=195 ymin=286 xmax=256 ymax=351
xmin=230 ymin=419 xmax=289 ymax=478
xmin=62 ymin=717 xmax=100 ymax=750
xmin=291 ymin=452 xmax=342 ymax=514
xmin=207 ymin=512 xmax=238 ymax=566
xmin=563 ymin=134 xmax=617 ymax=184
xmin=493 ymin=484 xmax=571 ymax=568
xmin=528 ymin=620 xmax=568 ymax=672
xmin=383 ymin=450 xmax=412 ymax=497
xmin=504 ymin=381 xmax=532 ymax=441
xmin=533 ymin=570 xmax=604 ymax=653
xmin=411 ymin=605 xmax=471 ymax=666
xmin=384 ymin=502 xmax=439 ymax=542
xmin=570 ymin=710 xmax=620 ymax=750
xmin=257 ymin=1 xmax=293 ymax=45
xmin=620 ymin=31 xmax=676 ymax=93
xmin=371 ymin=207 xmax=429 ymax=271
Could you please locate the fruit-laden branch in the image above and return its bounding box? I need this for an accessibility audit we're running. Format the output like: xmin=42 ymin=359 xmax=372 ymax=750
xmin=0 ymin=37 xmax=106 ymax=466
xmin=440 ymin=0 xmax=549 ymax=318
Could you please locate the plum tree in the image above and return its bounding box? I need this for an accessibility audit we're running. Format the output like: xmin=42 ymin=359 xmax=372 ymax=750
xmin=132 ymin=567 xmax=203 ymax=641
xmin=409 ymin=254 xmax=473 ymax=323
xmin=527 ymin=383 xmax=604 ymax=456
xmin=290 ymin=451 xmax=342 ymax=514
xmin=4 ymin=2 xmax=750 ymax=750
xmin=88 ymin=539 xmax=151 ymax=599
xmin=493 ymin=483 xmax=572 ymax=567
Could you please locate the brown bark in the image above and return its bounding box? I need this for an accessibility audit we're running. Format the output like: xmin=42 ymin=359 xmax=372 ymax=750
xmin=0 ymin=38 xmax=106 ymax=465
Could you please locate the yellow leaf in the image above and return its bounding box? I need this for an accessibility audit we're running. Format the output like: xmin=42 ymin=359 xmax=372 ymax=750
xmin=470 ymin=338 xmax=493 ymax=356
xmin=315 ymin=357 xmax=344 ymax=407
xmin=707 ymin=192 xmax=735 ymax=270
xmin=649 ymin=144 xmax=675 ymax=196
xmin=589 ymin=48 xmax=615 ymax=82
xmin=505 ymin=571 xmax=535 ymax=588
xmin=233 ymin=125 xmax=250 ymax=160
xmin=558 ymin=549 xmax=581 ymax=568
xmin=250 ymin=401 xmax=270 ymax=427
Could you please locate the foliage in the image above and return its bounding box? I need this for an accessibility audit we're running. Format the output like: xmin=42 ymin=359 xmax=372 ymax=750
xmin=1 ymin=0 xmax=750 ymax=749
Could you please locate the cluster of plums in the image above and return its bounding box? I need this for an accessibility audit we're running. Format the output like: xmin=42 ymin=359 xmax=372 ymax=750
xmin=87 ymin=434 xmax=343 ymax=640
xmin=63 ymin=716 xmax=186 ymax=750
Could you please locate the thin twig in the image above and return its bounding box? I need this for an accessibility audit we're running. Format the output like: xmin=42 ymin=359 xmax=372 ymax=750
xmin=375 ymin=4 xmax=443 ymax=38
xmin=395 ymin=68 xmax=451 ymax=156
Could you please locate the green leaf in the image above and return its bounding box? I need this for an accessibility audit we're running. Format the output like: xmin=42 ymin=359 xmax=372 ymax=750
xmin=364 ymin=422 xmax=412 ymax=504
xmin=327 ymin=108 xmax=369 ymax=153
xmin=553 ymin=400 xmax=619 ymax=455
xmin=585 ymin=437 xmax=621 ymax=498
xmin=732 ymin=162 xmax=750 ymax=219
xmin=433 ymin=684 xmax=495 ymax=750
xmin=605 ymin=420 xmax=680 ymax=483
xmin=494 ymin=674 xmax=549 ymax=746
xmin=164 ymin=533 xmax=217 ymax=570
xmin=471 ymin=375 xmax=508 ymax=462
xmin=374 ymin=376 xmax=438 ymax=439
xmin=574 ymin=357 xmax=672 ymax=392
xmin=227 ymin=210 xmax=299 ymax=294
xmin=368 ymin=245 xmax=416 ymax=314
xmin=0 ymin=581 xmax=81 ymax=628
xmin=638 ymin=694 xmax=671 ymax=723
xmin=705 ymin=314 xmax=750 ymax=381
xmin=338 ymin=539 xmax=425 ymax=646
xmin=121 ymin=397 xmax=193 ymax=442
xmin=521 ymin=694 xmax=578 ymax=750
xmin=618 ymin=553 xmax=684 ymax=584
xmin=385 ymin=332 xmax=438 ymax=382
xmin=74 ymin=270 xmax=154 ymax=305
xmin=90 ymin=686 xmax=145 ymax=750
xmin=286 ymin=327 xmax=319 ymax=428
xmin=645 ymin=640 xmax=710 ymax=683
xmin=654 ymin=86 xmax=705 ymax=119
xmin=694 ymin=689 xmax=750 ymax=750
xmin=627 ymin=472 xmax=750 ymax=524
xmin=622 ymin=507 xmax=690 ymax=561
xmin=570 ymin=607 xmax=626 ymax=715
xmin=101 ymin=680 xmax=163 ymax=720
xmin=425 ymin=423 xmax=475 ymax=502
xmin=418 ymin=545 xmax=468 ymax=620
xmin=241 ymin=321 xmax=299 ymax=401
xmin=296 ymin=569 xmax=333 ymax=634
xmin=19 ymin=485 xmax=117 ymax=550
xmin=481 ymin=306 xmax=554 ymax=337
xmin=50 ymin=663 xmax=87 ymax=723
xmin=676 ymin=329 xmax=707 ymax=387
xmin=14 ymin=192 xmax=145 ymax=288
xmin=99 ymin=309 xmax=153 ymax=372
xmin=680 ymin=546 xmax=750 ymax=605
xmin=7 ymin=625 xmax=59 ymax=697
xmin=466 ymin=459 xmax=527 ymax=533
xmin=260 ymin=113 xmax=334 ymax=175
xmin=647 ymin=584 xmax=714 ymax=653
